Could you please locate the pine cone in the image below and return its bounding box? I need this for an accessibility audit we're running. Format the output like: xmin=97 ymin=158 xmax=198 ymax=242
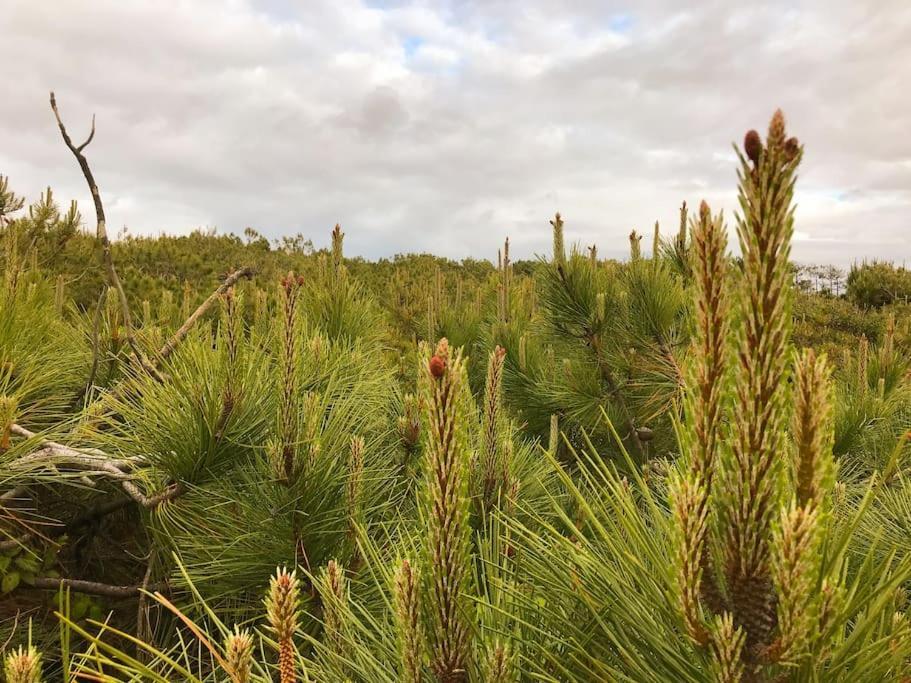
xmin=429 ymin=354 xmax=446 ymax=378
xmin=744 ymin=130 xmax=762 ymax=165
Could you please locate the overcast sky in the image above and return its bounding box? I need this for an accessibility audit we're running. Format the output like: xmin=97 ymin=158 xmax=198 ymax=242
xmin=2 ymin=1 xmax=909 ymax=265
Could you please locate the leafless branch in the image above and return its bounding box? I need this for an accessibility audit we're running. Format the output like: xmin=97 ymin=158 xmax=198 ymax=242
xmin=27 ymin=576 xmax=169 ymax=599
xmin=157 ymin=266 xmax=255 ymax=362
xmin=4 ymin=423 xmax=182 ymax=508
xmin=76 ymin=114 xmax=95 ymax=153
xmin=10 ymin=423 xmax=128 ymax=464
xmin=120 ymin=479 xmax=184 ymax=508
xmin=83 ymin=266 xmax=256 ymax=416
xmin=49 ymin=91 xmax=159 ymax=381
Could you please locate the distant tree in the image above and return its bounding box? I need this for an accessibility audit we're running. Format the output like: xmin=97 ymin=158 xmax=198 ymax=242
xmin=847 ymin=261 xmax=911 ymax=307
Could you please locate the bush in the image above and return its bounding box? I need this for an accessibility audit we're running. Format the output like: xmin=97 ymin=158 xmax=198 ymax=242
xmin=847 ymin=261 xmax=911 ymax=308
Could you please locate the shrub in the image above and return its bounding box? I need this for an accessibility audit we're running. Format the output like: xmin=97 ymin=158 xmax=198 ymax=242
xmin=847 ymin=261 xmax=911 ymax=308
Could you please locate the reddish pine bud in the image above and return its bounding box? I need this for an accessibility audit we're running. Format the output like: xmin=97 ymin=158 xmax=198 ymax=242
xmin=744 ymin=129 xmax=762 ymax=165
xmin=784 ymin=136 xmax=800 ymax=162
xmin=429 ymin=355 xmax=446 ymax=378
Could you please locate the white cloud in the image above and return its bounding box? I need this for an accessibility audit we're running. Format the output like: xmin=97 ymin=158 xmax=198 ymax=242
xmin=1 ymin=0 xmax=909 ymax=266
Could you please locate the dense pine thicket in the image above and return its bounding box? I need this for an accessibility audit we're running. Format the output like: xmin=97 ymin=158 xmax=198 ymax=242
xmin=2 ymin=108 xmax=911 ymax=682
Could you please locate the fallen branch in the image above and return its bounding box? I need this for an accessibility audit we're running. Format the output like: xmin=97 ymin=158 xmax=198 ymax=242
xmin=83 ymin=267 xmax=256 ymax=416
xmin=28 ymin=576 xmax=169 ymax=599
xmin=156 ymin=267 xmax=255 ymax=362
xmin=4 ymin=423 xmax=182 ymax=508
xmin=10 ymin=424 xmax=133 ymax=467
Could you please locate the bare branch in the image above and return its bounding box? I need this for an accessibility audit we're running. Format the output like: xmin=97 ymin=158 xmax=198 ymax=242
xmin=83 ymin=265 xmax=256 ymax=415
xmin=49 ymin=91 xmax=158 ymax=380
xmin=10 ymin=424 xmax=126 ymax=463
xmin=5 ymin=423 xmax=181 ymax=508
xmin=157 ymin=266 xmax=255 ymax=362
xmin=76 ymin=114 xmax=96 ymax=152
xmin=27 ymin=576 xmax=169 ymax=599
xmin=120 ymin=479 xmax=184 ymax=508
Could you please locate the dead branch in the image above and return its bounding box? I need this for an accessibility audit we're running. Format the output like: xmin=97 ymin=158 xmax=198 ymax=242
xmin=49 ymin=92 xmax=159 ymax=380
xmin=4 ymin=450 xmax=181 ymax=508
xmin=157 ymin=266 xmax=255 ymax=362
xmin=27 ymin=576 xmax=169 ymax=599
xmin=10 ymin=423 xmax=131 ymax=466
xmin=121 ymin=479 xmax=184 ymax=508
xmin=81 ymin=266 xmax=256 ymax=417
xmin=5 ymin=423 xmax=182 ymax=508
xmin=5 ymin=445 xmax=124 ymax=475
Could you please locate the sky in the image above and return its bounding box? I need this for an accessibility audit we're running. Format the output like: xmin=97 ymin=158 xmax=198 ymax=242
xmin=1 ymin=1 xmax=910 ymax=266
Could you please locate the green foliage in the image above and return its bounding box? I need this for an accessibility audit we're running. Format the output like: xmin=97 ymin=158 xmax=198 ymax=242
xmin=496 ymin=213 xmax=687 ymax=462
xmin=847 ymin=261 xmax=911 ymax=308
xmin=793 ymin=289 xmax=883 ymax=354
xmin=4 ymin=111 xmax=911 ymax=683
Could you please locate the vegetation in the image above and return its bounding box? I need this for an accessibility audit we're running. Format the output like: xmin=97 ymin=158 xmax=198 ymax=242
xmin=2 ymin=101 xmax=910 ymax=682
xmin=847 ymin=262 xmax=911 ymax=309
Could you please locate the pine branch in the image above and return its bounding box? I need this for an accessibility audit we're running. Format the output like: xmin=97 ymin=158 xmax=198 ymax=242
xmin=588 ymin=331 xmax=646 ymax=459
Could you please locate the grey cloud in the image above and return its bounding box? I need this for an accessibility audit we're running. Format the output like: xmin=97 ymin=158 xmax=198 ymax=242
xmin=1 ymin=0 xmax=909 ymax=265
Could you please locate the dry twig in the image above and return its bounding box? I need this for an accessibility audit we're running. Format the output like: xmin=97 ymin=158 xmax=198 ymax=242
xmin=28 ymin=576 xmax=169 ymax=599
xmin=49 ymin=92 xmax=159 ymax=380
xmin=156 ymin=266 xmax=255 ymax=362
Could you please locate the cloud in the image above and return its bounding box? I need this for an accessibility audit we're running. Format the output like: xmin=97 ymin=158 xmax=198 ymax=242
xmin=1 ymin=0 xmax=909 ymax=266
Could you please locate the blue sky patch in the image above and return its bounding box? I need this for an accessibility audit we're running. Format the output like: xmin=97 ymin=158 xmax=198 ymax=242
xmin=403 ymin=35 xmax=424 ymax=58
xmin=609 ymin=13 xmax=634 ymax=33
